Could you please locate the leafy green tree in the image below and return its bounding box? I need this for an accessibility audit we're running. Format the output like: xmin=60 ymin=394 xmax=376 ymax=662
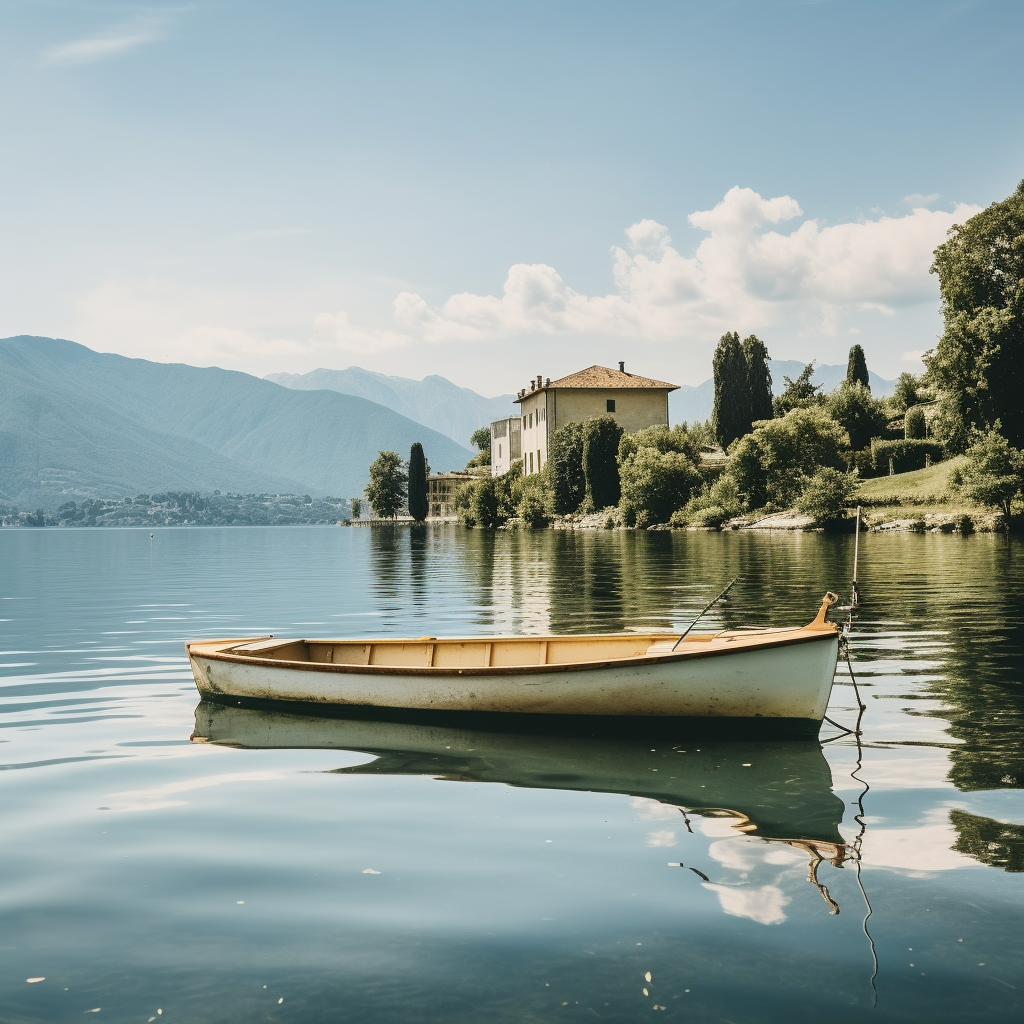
xmin=350 ymin=497 xmax=362 ymax=520
xmin=846 ymin=344 xmax=870 ymax=389
xmin=582 ymin=416 xmax=624 ymax=510
xmin=905 ymin=406 xmax=926 ymax=439
xmin=826 ymin=382 xmax=888 ymax=450
xmin=364 ymin=450 xmax=407 ymax=519
xmin=470 ymin=426 xmax=491 ymax=454
xmin=469 ymin=476 xmax=503 ymax=528
xmin=729 ymin=406 xmax=850 ymax=510
xmin=890 ymin=372 xmax=920 ymax=415
xmin=619 ymin=447 xmax=701 ymax=526
xmin=712 ymin=331 xmax=751 ymax=448
xmin=458 ymin=464 xmax=522 ymax=528
xmin=796 ymin=468 xmax=859 ymax=525
xmin=466 ymin=425 xmax=492 ymax=468
xmin=958 ymin=429 xmax=1024 ymax=518
xmin=548 ymin=421 xmax=587 ymax=514
xmin=743 ymin=335 xmax=774 ymax=424
xmin=407 ymin=443 xmax=428 ymax=522
xmin=773 ymin=363 xmax=822 ymax=416
xmin=929 ymin=181 xmax=1024 ymax=448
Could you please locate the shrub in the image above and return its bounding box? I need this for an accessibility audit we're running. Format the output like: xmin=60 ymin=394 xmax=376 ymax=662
xmin=957 ymin=429 xmax=1024 ymax=517
xmin=868 ymin=439 xmax=945 ymax=476
xmin=796 ymin=468 xmax=860 ymax=525
xmin=729 ymin=406 xmax=850 ymax=509
xmin=511 ymin=472 xmax=552 ymax=528
xmin=619 ymin=447 xmax=701 ymax=525
xmin=548 ymin=421 xmax=587 ymax=514
xmin=672 ymin=475 xmax=745 ymax=528
xmin=458 ymin=464 xmax=524 ymax=528
xmin=905 ymin=406 xmax=926 ymax=440
xmin=618 ymin=424 xmax=703 ymax=464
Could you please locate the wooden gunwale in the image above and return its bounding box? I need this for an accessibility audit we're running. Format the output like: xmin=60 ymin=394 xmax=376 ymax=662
xmin=189 ymin=627 xmax=837 ymax=678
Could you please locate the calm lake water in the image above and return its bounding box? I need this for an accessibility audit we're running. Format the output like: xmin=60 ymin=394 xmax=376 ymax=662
xmin=2 ymin=526 xmax=1023 ymax=1023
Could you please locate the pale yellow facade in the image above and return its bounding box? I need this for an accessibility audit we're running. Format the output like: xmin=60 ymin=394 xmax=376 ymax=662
xmin=494 ymin=365 xmax=678 ymax=477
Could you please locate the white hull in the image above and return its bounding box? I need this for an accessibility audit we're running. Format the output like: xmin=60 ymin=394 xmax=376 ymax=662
xmin=188 ymin=631 xmax=839 ymax=722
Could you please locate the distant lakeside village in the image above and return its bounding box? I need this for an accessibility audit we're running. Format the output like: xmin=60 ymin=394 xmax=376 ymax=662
xmin=4 ymin=182 xmax=1023 ymax=534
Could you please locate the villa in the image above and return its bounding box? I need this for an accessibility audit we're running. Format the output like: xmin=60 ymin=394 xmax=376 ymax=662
xmin=490 ymin=363 xmax=679 ymax=476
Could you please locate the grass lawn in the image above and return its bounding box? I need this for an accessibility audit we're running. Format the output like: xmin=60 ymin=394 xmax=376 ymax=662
xmin=854 ymin=456 xmax=1002 ymax=527
xmin=856 ymin=456 xmax=967 ymax=506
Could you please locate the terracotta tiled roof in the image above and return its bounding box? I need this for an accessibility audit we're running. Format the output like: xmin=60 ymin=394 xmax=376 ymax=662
xmin=517 ymin=365 xmax=678 ymax=399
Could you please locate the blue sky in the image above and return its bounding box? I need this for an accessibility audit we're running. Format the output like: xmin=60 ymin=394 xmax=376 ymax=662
xmin=1 ymin=1 xmax=1022 ymax=393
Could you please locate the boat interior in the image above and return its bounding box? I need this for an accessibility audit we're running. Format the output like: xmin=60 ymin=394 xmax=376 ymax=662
xmin=199 ymin=628 xmax=806 ymax=669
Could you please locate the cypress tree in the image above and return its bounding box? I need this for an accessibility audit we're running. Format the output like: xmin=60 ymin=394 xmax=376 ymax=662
xmin=743 ymin=334 xmax=773 ymax=423
xmin=846 ymin=344 xmax=870 ymax=389
xmin=407 ymin=442 xmax=428 ymax=521
xmin=582 ymin=416 xmax=624 ymax=510
xmin=712 ymin=331 xmax=751 ymax=448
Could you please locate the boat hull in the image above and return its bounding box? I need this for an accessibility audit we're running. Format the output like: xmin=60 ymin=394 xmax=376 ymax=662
xmin=188 ymin=631 xmax=839 ymax=722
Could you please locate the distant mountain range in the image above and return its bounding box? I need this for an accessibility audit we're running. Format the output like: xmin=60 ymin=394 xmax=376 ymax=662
xmin=669 ymin=359 xmax=896 ymax=426
xmin=0 ymin=336 xmax=471 ymax=509
xmin=0 ymin=336 xmax=898 ymax=511
xmin=266 ymin=366 xmax=517 ymax=446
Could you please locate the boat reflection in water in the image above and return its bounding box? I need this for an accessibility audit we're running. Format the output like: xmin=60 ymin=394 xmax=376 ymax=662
xmin=192 ymin=700 xmax=850 ymax=912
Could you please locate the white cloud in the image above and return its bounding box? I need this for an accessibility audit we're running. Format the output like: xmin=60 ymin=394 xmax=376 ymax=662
xmin=631 ymin=796 xmax=682 ymax=821
xmin=312 ymin=311 xmax=410 ymax=353
xmin=702 ymin=883 xmax=791 ymax=925
xmin=72 ymin=276 xmax=411 ymax=370
xmin=40 ymin=13 xmax=171 ymax=67
xmin=394 ymin=187 xmax=980 ymax=344
xmin=645 ymin=829 xmax=678 ymax=847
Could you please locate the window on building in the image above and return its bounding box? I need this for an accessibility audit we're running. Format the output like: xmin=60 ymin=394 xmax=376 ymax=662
xmin=606 ymin=399 xmax=616 ymax=412
xmin=498 ymin=443 xmax=502 ymax=458
xmin=537 ymin=449 xmax=542 ymax=470
xmin=523 ymin=416 xmax=527 ymax=430
xmin=528 ymin=452 xmax=534 ymax=473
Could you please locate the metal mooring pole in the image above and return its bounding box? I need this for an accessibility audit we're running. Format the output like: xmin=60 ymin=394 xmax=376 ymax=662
xmin=852 ymin=505 xmax=861 ymax=607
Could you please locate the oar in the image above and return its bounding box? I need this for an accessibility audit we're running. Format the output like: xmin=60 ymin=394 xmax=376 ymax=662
xmin=671 ymin=578 xmax=737 ymax=651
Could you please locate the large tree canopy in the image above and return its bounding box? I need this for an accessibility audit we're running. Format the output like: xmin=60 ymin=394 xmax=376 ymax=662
xmin=364 ymin=450 xmax=407 ymax=519
xmin=929 ymin=181 xmax=1024 ymax=448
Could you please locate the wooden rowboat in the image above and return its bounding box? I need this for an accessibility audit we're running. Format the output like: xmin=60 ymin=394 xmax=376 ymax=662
xmin=185 ymin=594 xmax=841 ymax=730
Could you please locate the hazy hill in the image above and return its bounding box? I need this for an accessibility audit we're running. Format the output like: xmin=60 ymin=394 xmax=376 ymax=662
xmin=1 ymin=336 xmax=472 ymax=509
xmin=266 ymin=366 xmax=517 ymax=446
xmin=669 ymin=359 xmax=895 ymax=425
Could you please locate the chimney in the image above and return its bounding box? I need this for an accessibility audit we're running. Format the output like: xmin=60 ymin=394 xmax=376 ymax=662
xmin=545 ymin=377 xmax=551 ymax=387
xmin=618 ymin=361 xmax=625 ymax=373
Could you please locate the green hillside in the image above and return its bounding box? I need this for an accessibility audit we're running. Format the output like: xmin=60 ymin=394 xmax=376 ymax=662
xmin=0 ymin=336 xmax=472 ymax=508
